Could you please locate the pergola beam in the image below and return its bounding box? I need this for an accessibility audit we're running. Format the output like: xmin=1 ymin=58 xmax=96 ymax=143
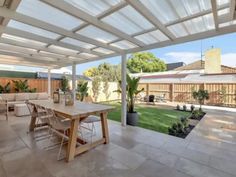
xmin=42 ymin=0 xmax=145 ymax=47
xmin=125 ymin=0 xmax=176 ymax=40
xmin=0 ymin=7 xmax=122 ymax=53
xmin=0 ymin=50 xmax=66 ymax=66
xmin=0 ymin=26 xmax=104 ymax=58
xmin=211 ymin=0 xmax=219 ymax=30
xmin=1 ymin=26 xmax=103 ymax=56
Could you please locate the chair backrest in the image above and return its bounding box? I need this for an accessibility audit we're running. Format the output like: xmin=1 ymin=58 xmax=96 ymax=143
xmin=25 ymin=101 xmax=34 ymax=116
xmin=45 ymin=108 xmax=66 ymax=130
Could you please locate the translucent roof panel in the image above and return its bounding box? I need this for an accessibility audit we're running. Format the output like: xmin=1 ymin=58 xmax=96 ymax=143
xmin=61 ymin=37 xmax=96 ymax=49
xmin=17 ymin=0 xmax=83 ymax=30
xmin=48 ymin=45 xmax=79 ymax=55
xmin=102 ymin=5 xmax=154 ymax=35
xmin=1 ymin=33 xmax=47 ymax=47
xmin=7 ymin=20 xmax=61 ymax=39
xmin=77 ymin=25 xmax=118 ymax=43
xmin=134 ymin=30 xmax=169 ymax=45
xmin=64 ymin=0 xmax=123 ymax=17
xmin=167 ymin=23 xmax=188 ymax=38
xmin=110 ymin=40 xmax=137 ymax=49
xmin=217 ymin=0 xmax=230 ymax=7
xmin=92 ymin=47 xmax=114 ymax=54
xmin=140 ymin=0 xmax=212 ymax=24
xmin=77 ymin=53 xmax=97 ymax=59
xmin=183 ymin=14 xmax=214 ymax=34
xmin=218 ymin=8 xmax=230 ymax=16
xmin=39 ymin=51 xmax=66 ymax=59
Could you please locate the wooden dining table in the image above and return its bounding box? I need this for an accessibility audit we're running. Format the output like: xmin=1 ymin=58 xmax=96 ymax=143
xmin=28 ymin=99 xmax=114 ymax=162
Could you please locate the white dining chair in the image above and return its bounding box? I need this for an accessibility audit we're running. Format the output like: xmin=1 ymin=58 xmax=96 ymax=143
xmin=26 ymin=102 xmax=51 ymax=141
xmin=46 ymin=108 xmax=71 ymax=160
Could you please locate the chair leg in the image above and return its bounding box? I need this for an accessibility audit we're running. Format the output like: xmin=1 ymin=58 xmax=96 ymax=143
xmin=57 ymin=131 xmax=65 ymax=161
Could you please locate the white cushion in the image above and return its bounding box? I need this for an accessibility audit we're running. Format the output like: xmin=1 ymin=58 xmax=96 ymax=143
xmin=14 ymin=103 xmax=30 ymax=116
xmin=37 ymin=93 xmax=48 ymax=100
xmin=0 ymin=94 xmax=15 ymax=101
xmin=28 ymin=93 xmax=38 ymax=100
xmin=15 ymin=93 xmax=29 ymax=101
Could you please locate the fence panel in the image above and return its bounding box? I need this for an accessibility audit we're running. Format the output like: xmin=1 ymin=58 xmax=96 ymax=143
xmin=139 ymin=82 xmax=236 ymax=107
xmin=0 ymin=77 xmax=60 ymax=94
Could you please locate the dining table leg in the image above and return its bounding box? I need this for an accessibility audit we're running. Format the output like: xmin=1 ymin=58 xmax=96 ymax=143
xmin=100 ymin=112 xmax=109 ymax=144
xmin=66 ymin=118 xmax=79 ymax=162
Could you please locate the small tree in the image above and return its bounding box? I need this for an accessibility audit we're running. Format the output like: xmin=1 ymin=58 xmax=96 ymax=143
xmin=77 ymin=81 xmax=89 ymax=101
xmin=92 ymin=76 xmax=101 ymax=102
xmin=61 ymin=76 xmax=69 ymax=92
xmin=192 ymin=89 xmax=209 ymax=110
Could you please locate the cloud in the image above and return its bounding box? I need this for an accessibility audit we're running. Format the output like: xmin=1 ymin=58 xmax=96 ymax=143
xmin=50 ymin=67 xmax=72 ymax=74
xmin=163 ymin=52 xmax=236 ymax=68
xmin=164 ymin=52 xmax=200 ymax=64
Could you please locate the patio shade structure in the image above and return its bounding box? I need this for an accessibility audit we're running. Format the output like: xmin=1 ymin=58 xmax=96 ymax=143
xmin=0 ymin=0 xmax=236 ymax=125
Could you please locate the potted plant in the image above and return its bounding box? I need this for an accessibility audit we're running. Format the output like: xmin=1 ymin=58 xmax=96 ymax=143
xmin=192 ymin=89 xmax=209 ymax=111
xmin=115 ymin=74 xmax=144 ymax=126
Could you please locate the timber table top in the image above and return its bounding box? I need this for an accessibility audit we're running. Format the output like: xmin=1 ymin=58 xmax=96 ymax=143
xmin=29 ymin=99 xmax=114 ymax=119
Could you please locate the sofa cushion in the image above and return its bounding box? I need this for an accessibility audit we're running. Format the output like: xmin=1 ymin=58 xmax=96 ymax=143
xmin=15 ymin=93 xmax=29 ymax=101
xmin=37 ymin=93 xmax=48 ymax=100
xmin=0 ymin=94 xmax=15 ymax=101
xmin=28 ymin=93 xmax=38 ymax=100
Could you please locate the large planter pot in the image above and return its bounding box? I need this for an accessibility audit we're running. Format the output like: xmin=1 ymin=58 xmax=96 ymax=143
xmin=127 ymin=112 xmax=139 ymax=126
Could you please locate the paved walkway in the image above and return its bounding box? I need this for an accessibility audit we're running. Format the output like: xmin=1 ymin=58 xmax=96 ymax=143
xmin=0 ymin=108 xmax=236 ymax=177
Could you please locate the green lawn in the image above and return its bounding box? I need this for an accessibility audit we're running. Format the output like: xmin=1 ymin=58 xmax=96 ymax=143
xmin=107 ymin=103 xmax=190 ymax=134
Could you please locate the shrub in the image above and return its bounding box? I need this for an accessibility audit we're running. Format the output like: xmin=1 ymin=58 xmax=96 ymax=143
xmin=0 ymin=82 xmax=10 ymax=93
xmin=176 ymin=104 xmax=180 ymax=110
xmin=168 ymin=116 xmax=189 ymax=137
xmin=183 ymin=105 xmax=187 ymax=111
xmin=191 ymin=109 xmax=204 ymax=120
xmin=192 ymin=89 xmax=209 ymax=109
xmin=190 ymin=105 xmax=195 ymax=112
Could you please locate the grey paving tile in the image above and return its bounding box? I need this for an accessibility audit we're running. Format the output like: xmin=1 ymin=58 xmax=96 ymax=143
xmin=2 ymin=148 xmax=54 ymax=177
xmin=209 ymin=156 xmax=236 ymax=176
xmin=131 ymin=143 xmax=179 ymax=168
xmin=135 ymin=159 xmax=191 ymax=177
xmin=175 ymin=157 xmax=235 ymax=177
xmin=0 ymin=137 xmax=26 ymax=156
xmin=105 ymin=145 xmax=146 ymax=169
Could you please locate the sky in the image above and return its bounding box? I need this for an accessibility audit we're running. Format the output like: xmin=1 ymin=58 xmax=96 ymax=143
xmin=1 ymin=32 xmax=236 ymax=75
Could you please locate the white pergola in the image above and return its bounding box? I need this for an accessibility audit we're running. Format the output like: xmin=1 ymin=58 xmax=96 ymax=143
xmin=0 ymin=0 xmax=236 ymax=126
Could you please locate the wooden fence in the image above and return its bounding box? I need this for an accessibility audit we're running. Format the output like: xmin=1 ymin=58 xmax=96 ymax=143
xmin=0 ymin=77 xmax=60 ymax=93
xmin=138 ymin=83 xmax=236 ymax=107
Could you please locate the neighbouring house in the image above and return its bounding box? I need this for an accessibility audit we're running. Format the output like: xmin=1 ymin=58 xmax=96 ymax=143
xmin=131 ymin=48 xmax=236 ymax=84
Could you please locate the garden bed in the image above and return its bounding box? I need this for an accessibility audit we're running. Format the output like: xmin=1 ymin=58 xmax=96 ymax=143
xmin=168 ymin=107 xmax=206 ymax=138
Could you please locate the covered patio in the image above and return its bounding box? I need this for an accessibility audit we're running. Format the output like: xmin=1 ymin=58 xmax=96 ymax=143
xmin=0 ymin=0 xmax=236 ymax=176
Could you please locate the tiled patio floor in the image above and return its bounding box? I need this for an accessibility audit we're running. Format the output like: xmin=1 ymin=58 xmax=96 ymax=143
xmin=0 ymin=108 xmax=236 ymax=177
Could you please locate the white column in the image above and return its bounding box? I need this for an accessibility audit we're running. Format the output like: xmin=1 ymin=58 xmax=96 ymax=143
xmin=121 ymin=54 xmax=127 ymax=126
xmin=47 ymin=68 xmax=51 ymax=98
xmin=72 ymin=63 xmax=76 ymax=101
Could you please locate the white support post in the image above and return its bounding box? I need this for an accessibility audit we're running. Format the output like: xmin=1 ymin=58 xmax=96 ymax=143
xmin=72 ymin=63 xmax=76 ymax=101
xmin=47 ymin=68 xmax=51 ymax=98
xmin=121 ymin=54 xmax=127 ymax=126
